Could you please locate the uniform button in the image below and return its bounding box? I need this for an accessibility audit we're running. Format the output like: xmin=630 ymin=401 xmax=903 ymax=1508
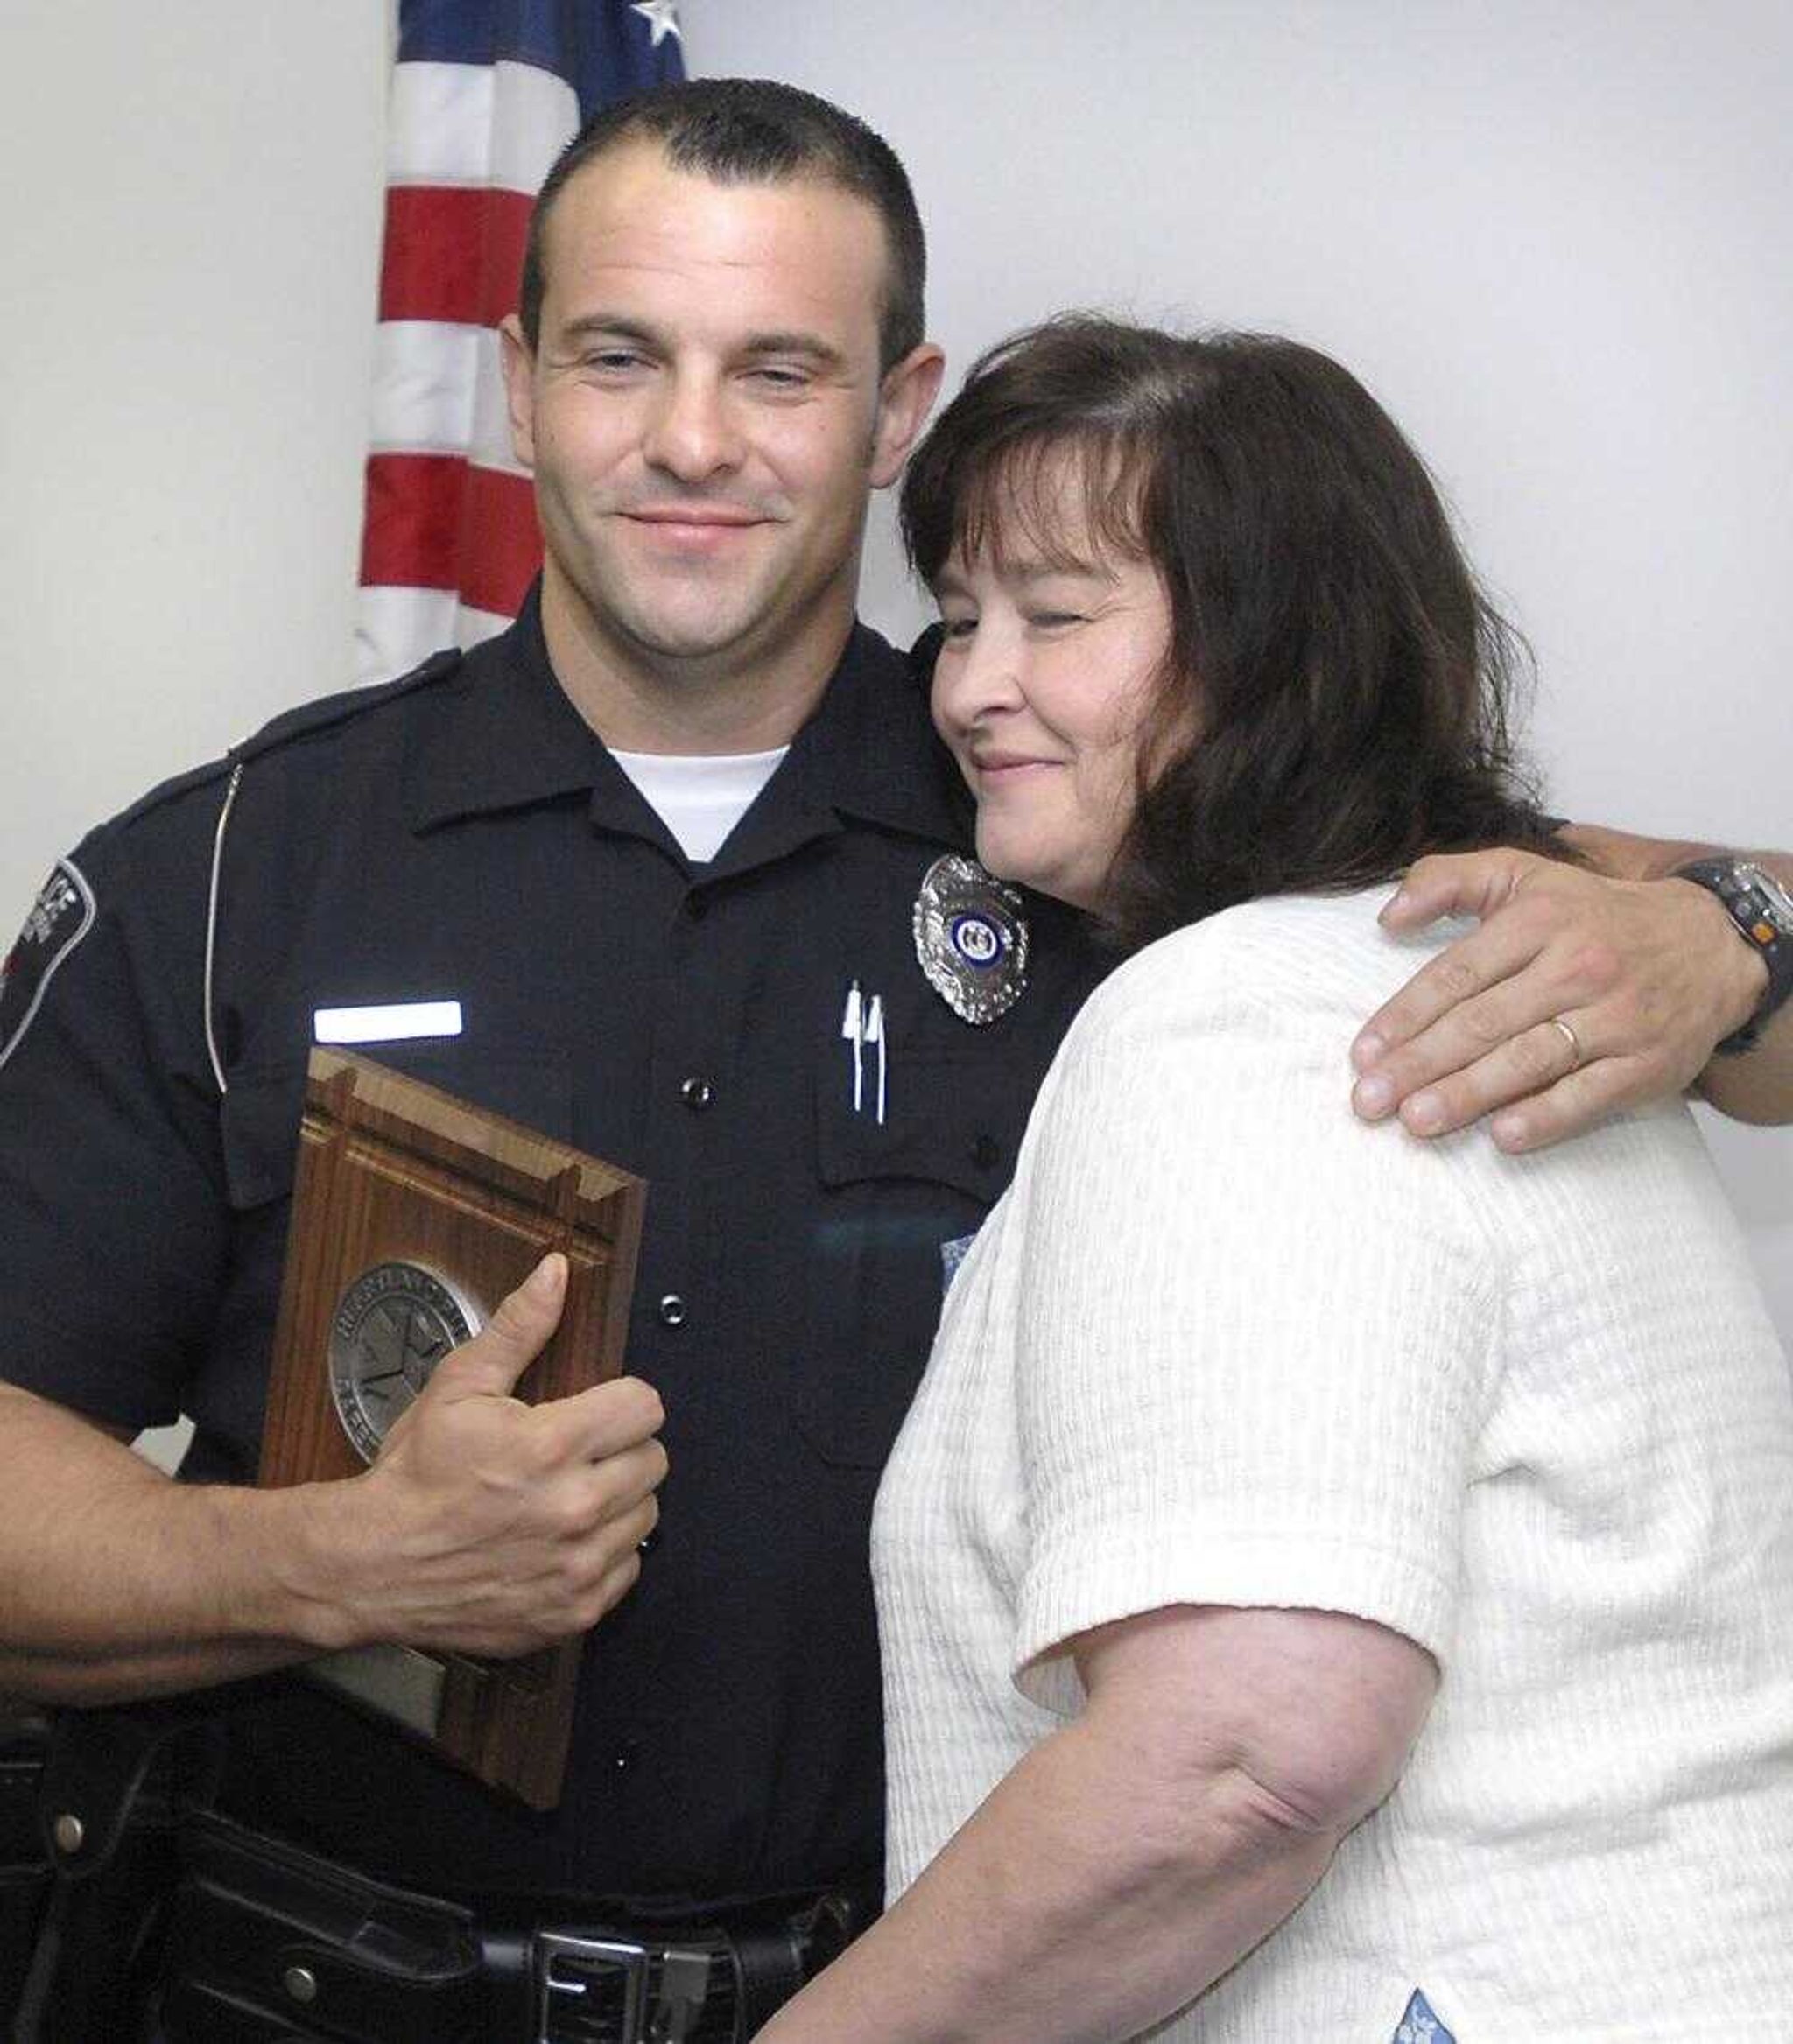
xmin=969 ymin=1133 xmax=1002 ymax=1171
xmin=657 ymin=1293 xmax=688 ymax=1328
xmin=682 ymin=893 xmax=708 ymax=922
xmin=679 ymin=1076 xmax=714 ymax=1111
xmin=612 ymin=1738 xmax=643 ymax=1772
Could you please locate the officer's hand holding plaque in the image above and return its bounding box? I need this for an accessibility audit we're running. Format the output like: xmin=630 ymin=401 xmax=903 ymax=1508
xmin=258 ymin=1049 xmax=647 ymax=1809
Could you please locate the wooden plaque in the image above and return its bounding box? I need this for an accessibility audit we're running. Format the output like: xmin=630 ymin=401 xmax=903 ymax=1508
xmin=258 ymin=1047 xmax=647 ymax=1809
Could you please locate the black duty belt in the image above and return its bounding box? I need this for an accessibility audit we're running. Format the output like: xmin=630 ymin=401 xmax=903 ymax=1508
xmin=3 ymin=1707 xmax=871 ymax=2044
xmin=156 ymin=1809 xmax=870 ymax=2044
xmin=483 ymin=1890 xmax=864 ymax=2043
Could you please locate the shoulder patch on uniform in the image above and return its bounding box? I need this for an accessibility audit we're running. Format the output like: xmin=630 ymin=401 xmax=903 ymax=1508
xmin=0 ymin=859 xmax=97 ymax=1071
xmin=232 ymin=649 xmax=466 ymax=768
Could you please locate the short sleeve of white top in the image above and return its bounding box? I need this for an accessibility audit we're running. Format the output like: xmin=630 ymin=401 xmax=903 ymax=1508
xmin=873 ymin=889 xmax=1793 ymax=2042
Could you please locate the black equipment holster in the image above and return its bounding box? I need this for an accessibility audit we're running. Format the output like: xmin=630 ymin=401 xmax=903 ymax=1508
xmin=156 ymin=1811 xmax=491 ymax=2043
xmin=7 ymin=1698 xmax=224 ymax=2044
xmin=3 ymin=1702 xmax=492 ymax=2044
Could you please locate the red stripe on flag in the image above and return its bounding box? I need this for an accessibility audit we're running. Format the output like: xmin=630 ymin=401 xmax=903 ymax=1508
xmin=360 ymin=453 xmax=541 ymax=616
xmin=378 ymin=186 xmax=535 ymax=329
xmin=459 ymin=462 xmax=543 ymax=615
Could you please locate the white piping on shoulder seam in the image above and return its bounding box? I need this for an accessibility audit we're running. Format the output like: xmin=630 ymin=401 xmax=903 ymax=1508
xmin=204 ymin=763 xmax=243 ymax=1097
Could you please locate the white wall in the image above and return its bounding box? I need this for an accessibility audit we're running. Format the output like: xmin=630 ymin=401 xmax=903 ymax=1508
xmin=1 ymin=2 xmax=1786 ymax=1335
xmin=0 ymin=2 xmax=391 ymax=907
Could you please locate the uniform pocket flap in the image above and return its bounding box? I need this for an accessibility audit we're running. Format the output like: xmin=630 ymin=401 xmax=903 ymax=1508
xmin=815 ymin=1053 xmax=1020 ymax=1204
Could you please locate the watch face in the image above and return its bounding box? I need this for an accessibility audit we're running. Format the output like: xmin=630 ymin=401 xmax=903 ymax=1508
xmin=1737 ymin=862 xmax=1793 ymax=937
xmin=327 ymin=1261 xmax=483 ymax=1463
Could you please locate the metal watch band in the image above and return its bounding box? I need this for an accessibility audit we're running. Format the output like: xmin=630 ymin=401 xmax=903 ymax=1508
xmin=1674 ymin=857 xmax=1793 ymax=1054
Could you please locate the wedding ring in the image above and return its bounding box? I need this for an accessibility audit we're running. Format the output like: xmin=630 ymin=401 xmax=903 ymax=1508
xmin=1548 ymin=1015 xmax=1584 ymax=1071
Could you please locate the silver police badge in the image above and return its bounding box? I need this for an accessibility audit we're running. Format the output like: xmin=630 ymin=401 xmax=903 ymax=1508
xmin=912 ymin=854 xmax=1029 ymax=1024
xmin=327 ymin=1261 xmax=483 ymax=1463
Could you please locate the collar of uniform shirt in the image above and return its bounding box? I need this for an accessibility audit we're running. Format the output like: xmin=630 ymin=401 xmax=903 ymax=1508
xmin=404 ymin=591 xmax=968 ymax=851
xmin=403 ymin=585 xmax=613 ymax=835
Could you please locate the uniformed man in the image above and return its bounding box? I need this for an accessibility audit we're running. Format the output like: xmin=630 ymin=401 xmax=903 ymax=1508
xmin=1 ymin=78 xmax=1789 ymax=2042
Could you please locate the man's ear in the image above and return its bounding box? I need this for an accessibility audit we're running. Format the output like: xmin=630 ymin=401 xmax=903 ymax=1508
xmin=498 ymin=313 xmax=538 ymax=471
xmin=870 ymin=342 xmax=947 ymax=488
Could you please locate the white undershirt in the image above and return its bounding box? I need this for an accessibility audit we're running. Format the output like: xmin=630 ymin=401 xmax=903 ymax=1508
xmin=608 ymin=746 xmax=789 ymax=862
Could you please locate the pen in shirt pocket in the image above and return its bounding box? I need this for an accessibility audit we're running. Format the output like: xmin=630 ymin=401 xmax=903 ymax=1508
xmin=839 ymin=982 xmax=888 ymax=1124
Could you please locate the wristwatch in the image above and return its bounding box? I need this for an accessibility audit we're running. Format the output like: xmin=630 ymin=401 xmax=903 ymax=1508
xmin=1673 ymin=857 xmax=1793 ymax=1053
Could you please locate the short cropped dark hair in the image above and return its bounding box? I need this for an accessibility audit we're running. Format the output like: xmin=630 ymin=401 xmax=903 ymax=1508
xmin=901 ymin=317 xmax=1562 ymax=950
xmin=519 ymin=77 xmax=926 ymax=371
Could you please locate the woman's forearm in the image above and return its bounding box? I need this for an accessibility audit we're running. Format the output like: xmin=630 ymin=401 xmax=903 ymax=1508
xmin=758 ymin=1708 xmax=1340 ymax=2044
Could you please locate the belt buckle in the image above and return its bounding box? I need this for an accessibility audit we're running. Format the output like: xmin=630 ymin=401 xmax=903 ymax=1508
xmin=535 ymin=1926 xmax=723 ymax=2044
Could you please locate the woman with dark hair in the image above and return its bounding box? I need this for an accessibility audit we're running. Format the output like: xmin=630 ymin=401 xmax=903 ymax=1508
xmin=760 ymin=320 xmax=1793 ymax=2040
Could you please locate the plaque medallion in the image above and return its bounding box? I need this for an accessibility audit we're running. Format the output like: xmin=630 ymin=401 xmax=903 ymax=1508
xmin=327 ymin=1260 xmax=484 ymax=1462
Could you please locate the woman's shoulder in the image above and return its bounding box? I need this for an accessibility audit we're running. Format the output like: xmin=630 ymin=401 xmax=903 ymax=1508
xmin=1073 ymin=887 xmax=1441 ymax=1044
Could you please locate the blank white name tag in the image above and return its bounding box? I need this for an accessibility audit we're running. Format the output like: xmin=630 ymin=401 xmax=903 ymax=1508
xmin=313 ymin=1001 xmax=463 ymax=1045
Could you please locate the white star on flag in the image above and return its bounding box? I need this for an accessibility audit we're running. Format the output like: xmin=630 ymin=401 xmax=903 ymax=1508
xmin=632 ymin=0 xmax=683 ymax=46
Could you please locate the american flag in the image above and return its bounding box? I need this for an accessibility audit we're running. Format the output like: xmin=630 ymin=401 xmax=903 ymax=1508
xmin=356 ymin=0 xmax=686 ymax=685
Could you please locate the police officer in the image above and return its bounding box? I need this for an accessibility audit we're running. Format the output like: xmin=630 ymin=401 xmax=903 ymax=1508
xmin=0 ymin=81 xmax=1102 ymax=2040
xmin=0 ymin=77 xmax=1788 ymax=2043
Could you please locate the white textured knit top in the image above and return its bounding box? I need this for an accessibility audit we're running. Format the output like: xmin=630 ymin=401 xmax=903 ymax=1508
xmin=873 ymin=889 xmax=1793 ymax=2041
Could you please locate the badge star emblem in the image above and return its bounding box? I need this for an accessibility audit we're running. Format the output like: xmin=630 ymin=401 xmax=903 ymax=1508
xmin=631 ymin=0 xmax=682 ymax=46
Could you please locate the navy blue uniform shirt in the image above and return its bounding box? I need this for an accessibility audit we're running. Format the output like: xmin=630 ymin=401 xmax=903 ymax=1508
xmin=0 ymin=594 xmax=1104 ymax=1905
